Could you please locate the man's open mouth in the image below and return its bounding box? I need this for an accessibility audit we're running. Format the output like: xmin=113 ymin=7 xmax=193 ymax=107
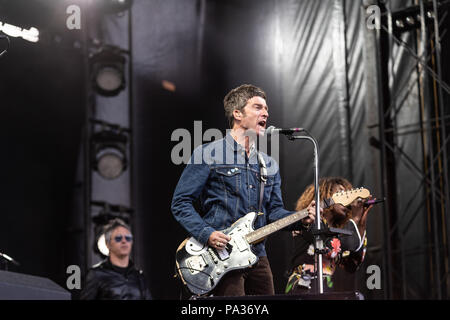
xmin=258 ymin=120 xmax=266 ymax=128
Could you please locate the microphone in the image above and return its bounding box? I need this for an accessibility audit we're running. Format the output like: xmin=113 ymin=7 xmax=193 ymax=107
xmin=265 ymin=125 xmax=305 ymax=135
xmin=364 ymin=198 xmax=385 ymax=207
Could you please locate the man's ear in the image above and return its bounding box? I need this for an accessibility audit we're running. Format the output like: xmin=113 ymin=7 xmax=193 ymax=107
xmin=233 ymin=109 xmax=242 ymax=122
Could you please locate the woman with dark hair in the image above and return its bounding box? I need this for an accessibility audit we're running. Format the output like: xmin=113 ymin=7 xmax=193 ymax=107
xmin=285 ymin=177 xmax=373 ymax=294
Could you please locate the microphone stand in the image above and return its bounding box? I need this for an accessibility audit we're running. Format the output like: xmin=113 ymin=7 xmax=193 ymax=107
xmin=287 ymin=131 xmax=353 ymax=295
xmin=286 ymin=131 xmax=325 ymax=294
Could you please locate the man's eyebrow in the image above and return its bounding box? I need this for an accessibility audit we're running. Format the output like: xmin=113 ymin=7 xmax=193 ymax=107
xmin=254 ymin=103 xmax=269 ymax=109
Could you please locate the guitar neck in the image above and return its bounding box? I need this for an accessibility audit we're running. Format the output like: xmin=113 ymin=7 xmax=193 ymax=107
xmin=245 ymin=209 xmax=309 ymax=244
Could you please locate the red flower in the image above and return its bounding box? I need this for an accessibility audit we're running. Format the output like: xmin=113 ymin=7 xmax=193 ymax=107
xmin=327 ymin=238 xmax=341 ymax=259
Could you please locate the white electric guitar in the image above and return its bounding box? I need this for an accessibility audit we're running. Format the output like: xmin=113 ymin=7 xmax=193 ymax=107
xmin=175 ymin=187 xmax=370 ymax=295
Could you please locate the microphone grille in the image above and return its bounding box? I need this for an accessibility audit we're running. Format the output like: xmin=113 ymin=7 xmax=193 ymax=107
xmin=265 ymin=126 xmax=276 ymax=135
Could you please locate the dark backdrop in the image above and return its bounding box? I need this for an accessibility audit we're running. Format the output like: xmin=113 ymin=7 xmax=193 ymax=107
xmin=0 ymin=0 xmax=85 ymax=286
xmin=1 ymin=0 xmax=446 ymax=300
xmin=0 ymin=0 xmax=375 ymax=299
xmin=132 ymin=0 xmax=376 ymax=299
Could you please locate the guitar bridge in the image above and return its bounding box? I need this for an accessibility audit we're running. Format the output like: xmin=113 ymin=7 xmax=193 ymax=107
xmin=186 ymin=255 xmax=207 ymax=274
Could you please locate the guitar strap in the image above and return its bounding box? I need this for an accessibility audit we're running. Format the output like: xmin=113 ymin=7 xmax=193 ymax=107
xmin=257 ymin=152 xmax=267 ymax=213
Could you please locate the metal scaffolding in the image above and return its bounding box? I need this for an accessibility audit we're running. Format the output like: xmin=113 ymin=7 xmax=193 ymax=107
xmin=372 ymin=0 xmax=450 ymax=299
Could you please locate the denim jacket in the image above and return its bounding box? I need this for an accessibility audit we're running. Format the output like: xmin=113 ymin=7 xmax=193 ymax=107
xmin=171 ymin=132 xmax=296 ymax=257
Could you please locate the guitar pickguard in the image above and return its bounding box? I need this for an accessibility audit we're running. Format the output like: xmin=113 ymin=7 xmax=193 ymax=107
xmin=175 ymin=212 xmax=259 ymax=295
xmin=185 ymin=237 xmax=207 ymax=256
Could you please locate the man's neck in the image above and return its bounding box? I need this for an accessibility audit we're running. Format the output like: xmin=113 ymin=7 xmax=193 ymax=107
xmin=230 ymin=128 xmax=255 ymax=155
xmin=109 ymin=255 xmax=129 ymax=268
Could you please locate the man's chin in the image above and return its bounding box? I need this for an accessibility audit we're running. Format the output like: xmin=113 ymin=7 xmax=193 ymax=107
xmin=244 ymin=128 xmax=266 ymax=138
xmin=114 ymin=251 xmax=131 ymax=259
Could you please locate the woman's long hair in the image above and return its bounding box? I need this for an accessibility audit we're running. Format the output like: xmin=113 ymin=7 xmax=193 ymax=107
xmin=295 ymin=177 xmax=353 ymax=227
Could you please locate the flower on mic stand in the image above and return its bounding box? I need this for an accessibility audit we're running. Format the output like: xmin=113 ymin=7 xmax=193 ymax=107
xmin=326 ymin=238 xmax=341 ymax=259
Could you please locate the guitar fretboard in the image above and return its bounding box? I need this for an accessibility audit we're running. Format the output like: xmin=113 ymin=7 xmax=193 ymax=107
xmin=245 ymin=209 xmax=309 ymax=244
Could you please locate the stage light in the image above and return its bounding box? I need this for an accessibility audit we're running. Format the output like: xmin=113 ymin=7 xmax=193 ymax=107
xmin=90 ymin=46 xmax=126 ymax=96
xmin=0 ymin=21 xmax=39 ymax=43
xmin=93 ymin=211 xmax=114 ymax=257
xmin=96 ymin=233 xmax=109 ymax=257
xmin=91 ymin=129 xmax=128 ymax=180
xmin=395 ymin=19 xmax=405 ymax=28
xmin=405 ymin=16 xmax=415 ymax=26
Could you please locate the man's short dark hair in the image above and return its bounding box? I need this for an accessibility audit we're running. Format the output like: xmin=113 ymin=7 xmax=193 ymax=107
xmin=223 ymin=84 xmax=267 ymax=128
xmin=104 ymin=218 xmax=131 ymax=244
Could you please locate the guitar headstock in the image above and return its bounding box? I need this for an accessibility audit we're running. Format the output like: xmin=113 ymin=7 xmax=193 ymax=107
xmin=331 ymin=188 xmax=371 ymax=207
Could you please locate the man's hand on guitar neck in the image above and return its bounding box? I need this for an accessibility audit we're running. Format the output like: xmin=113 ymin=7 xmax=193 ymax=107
xmin=302 ymin=200 xmax=322 ymax=225
xmin=208 ymin=231 xmax=231 ymax=250
xmin=292 ymin=200 xmax=322 ymax=237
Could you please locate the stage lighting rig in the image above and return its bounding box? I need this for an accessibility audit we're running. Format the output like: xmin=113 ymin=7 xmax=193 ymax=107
xmin=91 ymin=121 xmax=129 ymax=180
xmin=390 ymin=1 xmax=449 ymax=36
xmin=90 ymin=45 xmax=127 ymax=97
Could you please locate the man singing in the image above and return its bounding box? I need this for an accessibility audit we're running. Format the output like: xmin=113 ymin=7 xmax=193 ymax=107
xmin=171 ymin=84 xmax=314 ymax=296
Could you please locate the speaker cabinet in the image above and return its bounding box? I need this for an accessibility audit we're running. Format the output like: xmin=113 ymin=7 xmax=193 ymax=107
xmin=0 ymin=270 xmax=71 ymax=300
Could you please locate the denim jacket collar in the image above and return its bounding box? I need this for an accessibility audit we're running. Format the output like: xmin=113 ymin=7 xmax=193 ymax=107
xmin=225 ymin=131 xmax=258 ymax=164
